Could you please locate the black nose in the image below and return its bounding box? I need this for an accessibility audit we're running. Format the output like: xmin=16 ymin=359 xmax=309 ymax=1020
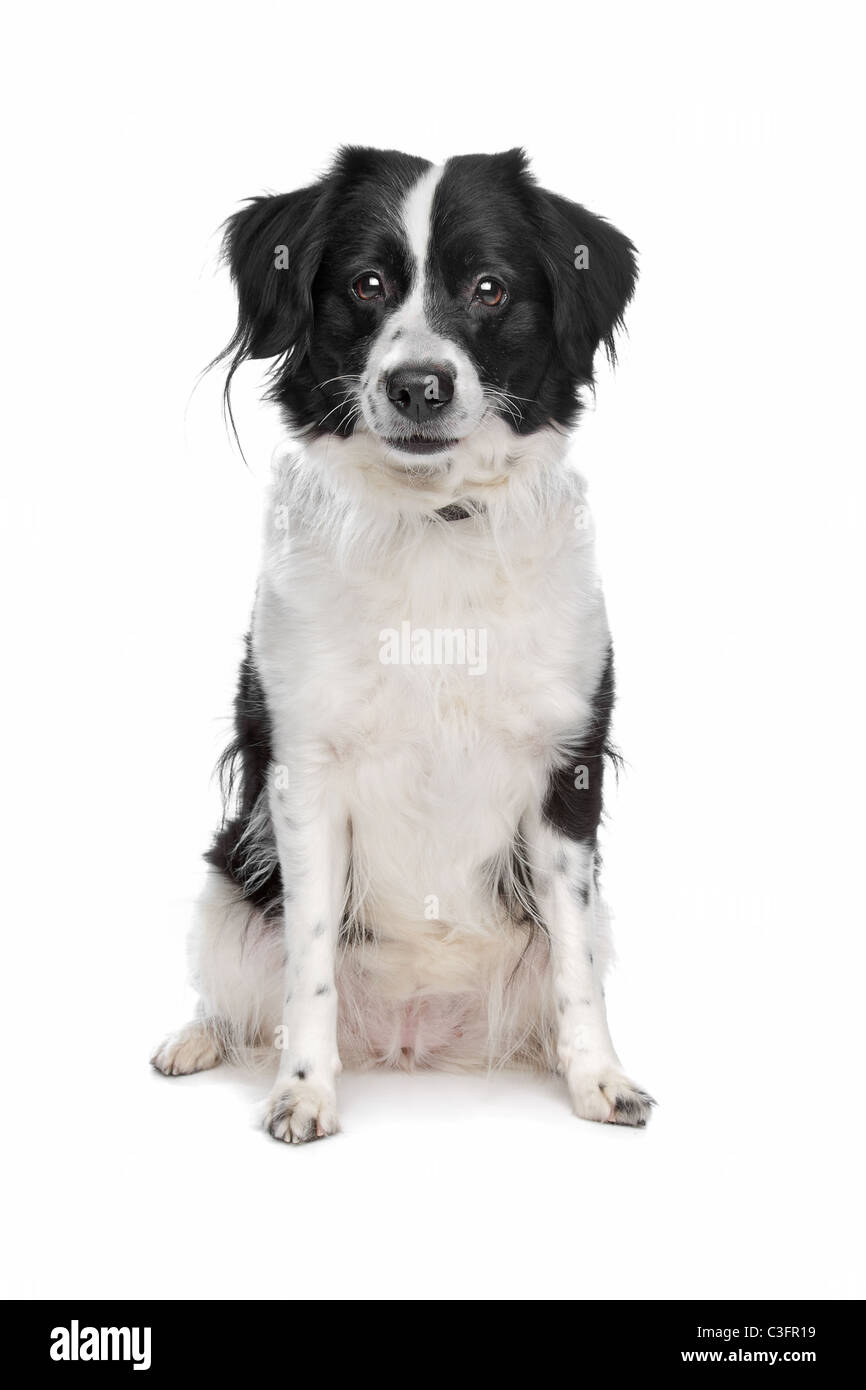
xmin=385 ymin=366 xmax=455 ymax=422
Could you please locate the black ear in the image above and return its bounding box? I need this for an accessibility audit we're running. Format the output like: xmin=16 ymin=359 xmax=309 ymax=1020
xmin=219 ymin=179 xmax=332 ymax=373
xmin=536 ymin=192 xmax=637 ymax=383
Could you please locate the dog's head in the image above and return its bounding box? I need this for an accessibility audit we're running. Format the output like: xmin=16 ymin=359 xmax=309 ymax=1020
xmin=219 ymin=147 xmax=636 ymax=471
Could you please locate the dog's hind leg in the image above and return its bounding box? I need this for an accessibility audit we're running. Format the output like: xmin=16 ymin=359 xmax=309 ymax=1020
xmin=150 ymin=1016 xmax=222 ymax=1076
xmin=151 ymin=869 xmax=285 ymax=1075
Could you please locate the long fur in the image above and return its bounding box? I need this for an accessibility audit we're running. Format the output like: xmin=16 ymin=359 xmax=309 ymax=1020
xmin=152 ymin=147 xmax=654 ymax=1139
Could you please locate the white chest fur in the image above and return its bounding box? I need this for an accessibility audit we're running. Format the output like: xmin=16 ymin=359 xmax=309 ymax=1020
xmin=252 ymin=434 xmax=610 ymax=968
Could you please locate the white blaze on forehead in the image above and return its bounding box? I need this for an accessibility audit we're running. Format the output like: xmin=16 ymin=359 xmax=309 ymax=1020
xmin=361 ymin=158 xmax=485 ymax=434
xmin=400 ymin=164 xmax=444 ymax=309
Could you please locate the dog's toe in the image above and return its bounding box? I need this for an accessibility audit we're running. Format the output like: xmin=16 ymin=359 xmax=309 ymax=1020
xmin=264 ymin=1081 xmax=339 ymax=1145
xmin=568 ymin=1067 xmax=655 ymax=1127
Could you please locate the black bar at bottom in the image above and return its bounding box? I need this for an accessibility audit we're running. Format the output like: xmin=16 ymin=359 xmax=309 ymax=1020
xmin=1 ymin=1298 xmax=857 ymax=1374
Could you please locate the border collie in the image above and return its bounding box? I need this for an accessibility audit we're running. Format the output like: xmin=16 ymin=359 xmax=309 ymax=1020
xmin=151 ymin=147 xmax=654 ymax=1141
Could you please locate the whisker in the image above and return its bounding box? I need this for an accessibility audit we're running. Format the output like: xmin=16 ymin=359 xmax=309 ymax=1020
xmin=483 ymin=387 xmax=523 ymax=425
xmin=314 ymin=373 xmax=362 ymax=392
xmin=317 ymin=388 xmax=360 ymax=428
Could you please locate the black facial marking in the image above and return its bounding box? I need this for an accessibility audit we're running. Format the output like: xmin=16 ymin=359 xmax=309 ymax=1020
xmin=424 ymin=152 xmax=636 ymax=433
xmin=216 ymin=147 xmax=430 ymax=436
xmin=314 ymin=984 xmax=330 ymax=996
xmin=295 ymin=1068 xmax=307 ymax=1081
xmin=312 ymin=921 xmax=325 ymax=938
xmin=215 ymin=145 xmax=636 ymax=441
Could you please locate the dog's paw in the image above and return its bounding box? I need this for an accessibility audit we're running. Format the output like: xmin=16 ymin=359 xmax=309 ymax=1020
xmin=150 ymin=1022 xmax=222 ymax=1077
xmin=567 ymin=1066 xmax=655 ymax=1127
xmin=264 ymin=1078 xmax=339 ymax=1145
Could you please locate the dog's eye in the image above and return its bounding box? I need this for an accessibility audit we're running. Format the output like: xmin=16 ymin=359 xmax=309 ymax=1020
xmin=473 ymin=276 xmax=506 ymax=307
xmin=353 ymin=272 xmax=386 ymax=302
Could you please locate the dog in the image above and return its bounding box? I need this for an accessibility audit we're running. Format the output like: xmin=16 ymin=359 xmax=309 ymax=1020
xmin=151 ymin=146 xmax=654 ymax=1142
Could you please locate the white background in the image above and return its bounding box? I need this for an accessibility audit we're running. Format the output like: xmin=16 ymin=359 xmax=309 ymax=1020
xmin=3 ymin=1 xmax=864 ymax=1301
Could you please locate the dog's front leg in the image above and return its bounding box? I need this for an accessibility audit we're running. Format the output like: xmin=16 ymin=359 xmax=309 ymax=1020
xmin=263 ymin=762 xmax=349 ymax=1144
xmin=527 ymin=818 xmax=654 ymax=1127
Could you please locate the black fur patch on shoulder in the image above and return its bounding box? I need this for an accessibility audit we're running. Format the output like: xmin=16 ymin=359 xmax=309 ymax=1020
xmin=542 ymin=647 xmax=621 ymax=844
xmin=204 ymin=633 xmax=283 ymax=914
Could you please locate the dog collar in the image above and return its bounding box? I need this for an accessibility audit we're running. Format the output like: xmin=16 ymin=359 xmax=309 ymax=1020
xmin=434 ymin=502 xmax=482 ymax=522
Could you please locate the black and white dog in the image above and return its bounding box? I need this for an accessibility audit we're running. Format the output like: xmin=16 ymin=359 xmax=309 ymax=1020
xmin=152 ymin=147 xmax=654 ymax=1141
